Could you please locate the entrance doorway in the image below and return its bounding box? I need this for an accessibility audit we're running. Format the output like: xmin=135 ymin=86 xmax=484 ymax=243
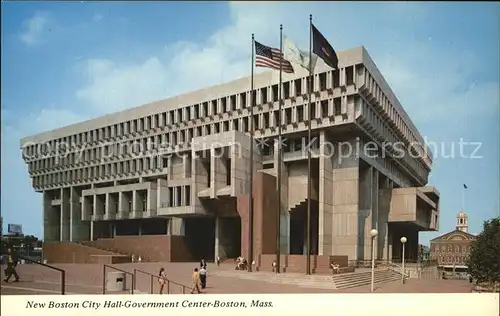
xmin=289 ymin=199 xmax=319 ymax=255
xmin=184 ymin=217 xmax=216 ymax=261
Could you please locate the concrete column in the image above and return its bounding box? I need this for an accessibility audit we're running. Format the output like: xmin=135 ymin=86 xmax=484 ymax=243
xmin=378 ymin=177 xmax=392 ymax=259
xmin=60 ymin=188 xmax=70 ymax=241
xmin=118 ymin=192 xmax=125 ymax=213
xmin=214 ymin=217 xmax=223 ymax=260
xmin=157 ymin=178 xmax=168 ymax=209
xmin=274 ymin=140 xmax=289 ymax=254
xmin=173 ymin=187 xmax=178 ymax=207
xmin=43 ymin=191 xmax=60 ymax=242
xmin=132 ymin=190 xmax=140 ymax=211
xmin=318 ymin=131 xmax=334 ymax=255
xmin=106 ymin=193 xmax=117 ymax=214
xmin=70 ymin=187 xmax=89 ymax=241
xmin=146 ymin=188 xmax=156 ymax=212
xmin=210 ymin=148 xmax=227 ymax=198
xmin=330 ymin=139 xmax=360 ymax=260
xmin=90 ymin=221 xmax=94 ymax=241
xmin=168 ymin=217 xmax=185 ymax=235
xmin=359 ymin=166 xmax=377 ymax=260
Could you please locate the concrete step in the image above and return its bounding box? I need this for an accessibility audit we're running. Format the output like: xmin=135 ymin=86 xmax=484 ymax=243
xmin=212 ymin=270 xmax=337 ymax=290
xmin=333 ymin=270 xmax=401 ymax=289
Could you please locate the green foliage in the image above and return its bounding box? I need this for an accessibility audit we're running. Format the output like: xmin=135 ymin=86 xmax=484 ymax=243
xmin=467 ymin=217 xmax=500 ymax=288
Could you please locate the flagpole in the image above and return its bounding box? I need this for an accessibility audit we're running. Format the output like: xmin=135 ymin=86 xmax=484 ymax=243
xmin=461 ymin=185 xmax=466 ymax=211
xmin=276 ymin=24 xmax=283 ymax=274
xmin=248 ymin=33 xmax=255 ymax=273
xmin=306 ymin=14 xmax=313 ymax=275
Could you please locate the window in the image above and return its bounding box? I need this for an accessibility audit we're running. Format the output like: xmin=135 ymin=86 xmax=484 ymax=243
xmin=294 ymin=79 xmax=302 ymax=96
xmin=334 ymin=98 xmax=342 ymax=116
xmin=319 ymin=72 xmax=327 ymax=91
xmin=261 ymin=88 xmax=268 ymax=104
xmin=332 ymin=70 xmax=340 ymax=88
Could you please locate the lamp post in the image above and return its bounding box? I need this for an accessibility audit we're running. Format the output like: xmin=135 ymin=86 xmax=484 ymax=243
xmin=370 ymin=229 xmax=378 ymax=293
xmin=400 ymin=236 xmax=407 ymax=284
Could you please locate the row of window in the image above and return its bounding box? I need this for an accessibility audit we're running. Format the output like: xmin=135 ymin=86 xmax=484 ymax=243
xmin=363 ymin=70 xmax=430 ymax=167
xmin=360 ymin=101 xmax=428 ymax=181
xmin=27 ymin=98 xmax=348 ymax=174
xmin=32 ymin=157 xmax=168 ymax=188
xmin=23 ymin=66 xmax=359 ymax=159
xmin=432 ymin=245 xmax=471 ymax=253
xmin=435 ymin=256 xmax=468 ymax=264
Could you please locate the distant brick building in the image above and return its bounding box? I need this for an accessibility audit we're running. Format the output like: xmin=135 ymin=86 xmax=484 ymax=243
xmin=429 ymin=212 xmax=476 ymax=269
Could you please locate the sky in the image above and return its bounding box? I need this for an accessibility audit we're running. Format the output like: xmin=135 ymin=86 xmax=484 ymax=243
xmin=1 ymin=2 xmax=499 ymax=244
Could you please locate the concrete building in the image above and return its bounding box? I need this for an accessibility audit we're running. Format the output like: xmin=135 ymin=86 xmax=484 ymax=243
xmin=429 ymin=212 xmax=476 ymax=270
xmin=21 ymin=46 xmax=440 ymax=264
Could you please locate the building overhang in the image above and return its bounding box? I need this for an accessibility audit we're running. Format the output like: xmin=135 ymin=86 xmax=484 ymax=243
xmin=387 ymin=186 xmax=440 ymax=231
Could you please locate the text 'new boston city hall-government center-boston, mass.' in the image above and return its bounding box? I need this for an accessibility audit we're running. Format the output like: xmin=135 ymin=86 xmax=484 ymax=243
xmin=20 ymin=46 xmax=440 ymax=269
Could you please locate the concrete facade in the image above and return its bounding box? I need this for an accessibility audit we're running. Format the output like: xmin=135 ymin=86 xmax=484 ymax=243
xmin=21 ymin=46 xmax=440 ymax=261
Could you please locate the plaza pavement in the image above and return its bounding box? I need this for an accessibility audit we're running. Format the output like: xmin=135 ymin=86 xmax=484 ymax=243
xmin=1 ymin=262 xmax=474 ymax=295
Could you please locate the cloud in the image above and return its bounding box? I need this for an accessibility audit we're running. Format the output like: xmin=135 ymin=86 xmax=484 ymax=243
xmin=19 ymin=12 xmax=49 ymax=46
xmin=2 ymin=3 xmax=499 ymax=237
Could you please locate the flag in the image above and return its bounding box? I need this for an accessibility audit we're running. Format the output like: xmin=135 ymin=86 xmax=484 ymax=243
xmin=311 ymin=23 xmax=338 ymax=69
xmin=283 ymin=36 xmax=317 ymax=71
xmin=463 ymin=184 xmax=468 ymax=189
xmin=255 ymin=41 xmax=294 ymax=73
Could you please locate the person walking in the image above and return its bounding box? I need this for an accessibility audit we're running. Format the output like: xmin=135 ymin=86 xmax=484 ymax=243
xmin=158 ymin=268 xmax=167 ymax=294
xmin=190 ymin=268 xmax=201 ymax=294
xmin=3 ymin=248 xmax=19 ymax=283
xmin=199 ymin=266 xmax=207 ymax=289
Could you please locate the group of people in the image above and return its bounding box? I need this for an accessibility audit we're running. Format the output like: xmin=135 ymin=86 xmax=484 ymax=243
xmin=235 ymin=256 xmax=248 ymax=270
xmin=190 ymin=258 xmax=208 ymax=294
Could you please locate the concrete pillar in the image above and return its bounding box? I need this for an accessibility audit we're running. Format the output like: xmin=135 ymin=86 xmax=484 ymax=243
xmin=43 ymin=191 xmax=60 ymax=242
xmin=214 ymin=217 xmax=223 ymax=260
xmin=318 ymin=131 xmax=334 ymax=255
xmin=274 ymin=140 xmax=289 ymax=254
xmin=132 ymin=190 xmax=140 ymax=211
xmin=70 ymin=187 xmax=89 ymax=242
xmin=330 ymin=139 xmax=360 ymax=260
xmin=359 ymin=166 xmax=378 ymax=260
xmin=60 ymin=188 xmax=70 ymax=241
xmin=168 ymin=217 xmax=185 ymax=235
xmin=378 ymin=177 xmax=392 ymax=259
xmin=210 ymin=147 xmax=227 ymax=198
xmin=106 ymin=193 xmax=117 ymax=214
xmin=157 ymin=178 xmax=168 ymax=209
xmin=146 ymin=188 xmax=156 ymax=212
xmin=90 ymin=221 xmax=94 ymax=241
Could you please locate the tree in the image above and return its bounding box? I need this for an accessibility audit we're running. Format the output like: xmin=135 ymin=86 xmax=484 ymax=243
xmin=467 ymin=217 xmax=500 ymax=289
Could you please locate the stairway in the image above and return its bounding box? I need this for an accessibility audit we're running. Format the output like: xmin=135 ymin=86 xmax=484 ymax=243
xmin=212 ymin=270 xmax=337 ymax=290
xmin=80 ymin=241 xmax=152 ymax=262
xmin=332 ymin=270 xmax=401 ymax=289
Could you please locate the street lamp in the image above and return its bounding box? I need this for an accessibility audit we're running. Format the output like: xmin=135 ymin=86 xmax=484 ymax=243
xmin=370 ymin=229 xmax=378 ymax=292
xmin=400 ymin=236 xmax=407 ymax=284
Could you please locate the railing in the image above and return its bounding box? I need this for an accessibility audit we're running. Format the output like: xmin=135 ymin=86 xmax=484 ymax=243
xmin=19 ymin=256 xmax=66 ymax=295
xmin=102 ymin=264 xmax=135 ymax=294
xmin=133 ymin=268 xmax=189 ymax=294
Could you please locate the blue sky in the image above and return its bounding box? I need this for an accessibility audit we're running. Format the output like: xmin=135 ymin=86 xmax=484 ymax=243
xmin=1 ymin=2 xmax=499 ymax=244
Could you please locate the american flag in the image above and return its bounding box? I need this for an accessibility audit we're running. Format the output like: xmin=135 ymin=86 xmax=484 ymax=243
xmin=255 ymin=41 xmax=294 ymax=73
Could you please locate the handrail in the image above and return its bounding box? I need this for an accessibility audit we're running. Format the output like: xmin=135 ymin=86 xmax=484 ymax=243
xmin=133 ymin=268 xmax=189 ymax=294
xmin=19 ymin=256 xmax=66 ymax=295
xmin=103 ymin=264 xmax=135 ymax=294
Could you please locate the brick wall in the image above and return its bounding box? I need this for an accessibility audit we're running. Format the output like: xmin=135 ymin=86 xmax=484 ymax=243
xmin=237 ymin=172 xmax=278 ymax=262
xmin=43 ymin=242 xmax=122 ymax=264
xmin=86 ymin=235 xmax=193 ymax=262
